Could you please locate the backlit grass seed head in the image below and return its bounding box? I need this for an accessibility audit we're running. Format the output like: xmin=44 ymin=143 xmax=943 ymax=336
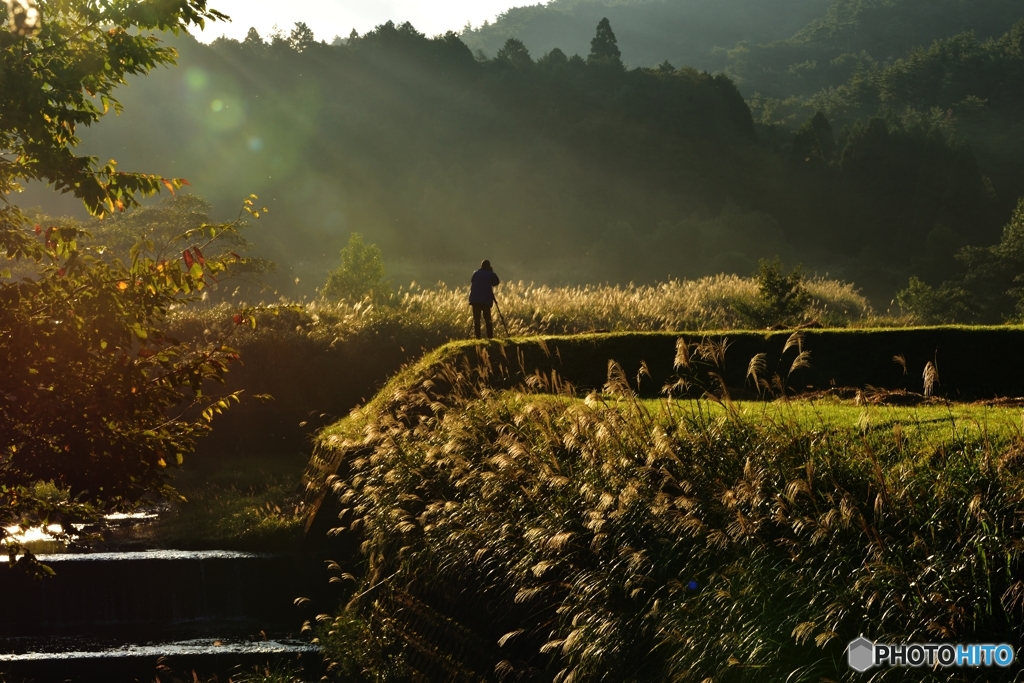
xmin=312 ymin=331 xmax=1024 ymax=683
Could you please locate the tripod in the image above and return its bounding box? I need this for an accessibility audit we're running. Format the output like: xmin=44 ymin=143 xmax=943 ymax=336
xmin=493 ymin=295 xmax=510 ymax=337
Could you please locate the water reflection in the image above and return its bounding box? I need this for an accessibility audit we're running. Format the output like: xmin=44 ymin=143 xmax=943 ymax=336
xmin=0 ymin=637 xmax=315 ymax=660
xmin=0 ymin=549 xmax=263 ymax=562
xmin=3 ymin=511 xmax=160 ymax=554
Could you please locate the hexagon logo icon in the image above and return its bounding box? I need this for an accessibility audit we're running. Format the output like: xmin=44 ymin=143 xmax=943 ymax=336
xmin=848 ymin=637 xmax=875 ymax=672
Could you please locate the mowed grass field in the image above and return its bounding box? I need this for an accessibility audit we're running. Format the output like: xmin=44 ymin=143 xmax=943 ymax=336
xmin=644 ymin=398 xmax=1024 ymax=449
xmin=309 ymin=333 xmax=1024 ymax=682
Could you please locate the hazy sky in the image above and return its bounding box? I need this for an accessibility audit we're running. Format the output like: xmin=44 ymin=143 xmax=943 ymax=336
xmin=195 ymin=0 xmax=526 ymax=43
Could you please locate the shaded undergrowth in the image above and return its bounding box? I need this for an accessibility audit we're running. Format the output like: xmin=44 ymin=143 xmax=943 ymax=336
xmin=122 ymin=452 xmax=307 ymax=552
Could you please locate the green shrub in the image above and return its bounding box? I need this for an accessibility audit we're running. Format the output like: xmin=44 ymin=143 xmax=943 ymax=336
xmin=896 ymin=276 xmax=974 ymax=324
xmin=740 ymin=257 xmax=814 ymax=327
xmin=316 ymin=610 xmax=410 ymax=683
xmin=322 ymin=233 xmax=392 ymax=303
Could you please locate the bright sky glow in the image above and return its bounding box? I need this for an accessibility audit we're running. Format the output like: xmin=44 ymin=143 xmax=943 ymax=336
xmin=194 ymin=0 xmax=527 ymax=43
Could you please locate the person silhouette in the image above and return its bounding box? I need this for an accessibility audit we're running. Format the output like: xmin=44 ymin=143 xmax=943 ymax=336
xmin=469 ymin=259 xmax=500 ymax=339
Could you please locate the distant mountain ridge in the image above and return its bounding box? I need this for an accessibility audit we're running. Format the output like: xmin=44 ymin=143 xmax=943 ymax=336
xmin=463 ymin=0 xmax=1024 ymax=97
xmin=17 ymin=2 xmax=1024 ymax=308
xmin=461 ymin=0 xmax=832 ymax=71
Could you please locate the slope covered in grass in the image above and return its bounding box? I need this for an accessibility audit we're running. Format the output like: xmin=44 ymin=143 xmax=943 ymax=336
xmin=308 ymin=334 xmax=1024 ymax=681
xmin=306 ymin=326 xmax=1024 ymax=533
xmin=172 ymin=276 xmax=870 ymax=455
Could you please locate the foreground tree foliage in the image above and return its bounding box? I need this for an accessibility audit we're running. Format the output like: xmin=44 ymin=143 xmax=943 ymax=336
xmin=0 ymin=0 xmax=226 ymax=217
xmin=0 ymin=0 xmax=250 ymax=566
xmin=2 ymin=208 xmax=253 ymax=500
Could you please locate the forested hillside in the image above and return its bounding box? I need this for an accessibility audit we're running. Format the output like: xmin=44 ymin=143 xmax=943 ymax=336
xmin=461 ymin=0 xmax=1023 ymax=97
xmin=52 ymin=23 xmax=777 ymax=292
xmin=460 ymin=0 xmax=831 ymax=72
xmin=727 ymin=0 xmax=1024 ymax=98
xmin=17 ymin=0 xmax=1024 ymax=309
xmin=795 ymin=23 xmax=1024 ymax=212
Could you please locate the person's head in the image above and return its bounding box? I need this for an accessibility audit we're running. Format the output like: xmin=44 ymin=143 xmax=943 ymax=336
xmin=481 ymin=259 xmax=492 ymax=270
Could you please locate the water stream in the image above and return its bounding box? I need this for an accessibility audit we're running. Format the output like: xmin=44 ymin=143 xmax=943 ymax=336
xmin=0 ymin=549 xmax=334 ymax=681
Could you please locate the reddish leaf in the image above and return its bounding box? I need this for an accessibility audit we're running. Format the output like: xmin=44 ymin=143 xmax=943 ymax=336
xmin=193 ymin=246 xmax=205 ymax=266
xmin=161 ymin=178 xmax=177 ymax=195
xmin=33 ymin=224 xmax=41 ymax=234
xmin=182 ymin=249 xmax=194 ymax=269
xmin=232 ymin=314 xmax=243 ymax=325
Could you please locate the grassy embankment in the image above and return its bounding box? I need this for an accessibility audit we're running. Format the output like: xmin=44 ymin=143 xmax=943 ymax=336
xmin=140 ymin=276 xmax=869 ymax=550
xmin=143 ymin=267 xmax=1006 ymax=556
xmin=307 ymin=330 xmax=1024 ymax=682
xmin=173 ymin=274 xmax=873 ymax=450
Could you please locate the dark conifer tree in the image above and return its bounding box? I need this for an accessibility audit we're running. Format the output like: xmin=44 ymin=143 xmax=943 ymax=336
xmin=289 ymin=22 xmax=317 ymax=52
xmin=791 ymin=111 xmax=838 ymax=167
xmin=538 ymin=47 xmax=569 ymax=69
xmin=588 ymin=17 xmax=623 ymax=68
xmin=243 ymin=27 xmax=263 ymax=47
xmin=497 ymin=38 xmax=533 ymax=70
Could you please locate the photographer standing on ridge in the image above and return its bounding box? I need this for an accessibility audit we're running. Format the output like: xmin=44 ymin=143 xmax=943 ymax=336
xmin=469 ymin=259 xmax=500 ymax=339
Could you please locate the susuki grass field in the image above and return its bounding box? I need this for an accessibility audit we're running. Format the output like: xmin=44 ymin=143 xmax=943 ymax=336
xmin=124 ymin=275 xmax=869 ymax=555
xmin=308 ymin=338 xmax=1024 ymax=683
xmin=163 ymin=274 xmax=876 ymax=466
xmin=159 ymin=273 xmax=1024 ymax=681
xmin=174 ymin=274 xmax=872 ymax=343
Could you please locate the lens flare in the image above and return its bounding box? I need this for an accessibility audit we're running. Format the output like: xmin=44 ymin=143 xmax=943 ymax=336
xmin=184 ymin=68 xmax=209 ymax=90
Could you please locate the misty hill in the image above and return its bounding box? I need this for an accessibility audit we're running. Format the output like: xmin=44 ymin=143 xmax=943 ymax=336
xmin=462 ymin=0 xmax=1023 ymax=99
xmin=20 ymin=18 xmax=1015 ymax=306
xmin=810 ymin=23 xmax=1024 ymax=216
xmin=727 ymin=0 xmax=1024 ymax=98
xmin=36 ymin=24 xmax=768 ymax=291
xmin=461 ymin=0 xmax=832 ymax=72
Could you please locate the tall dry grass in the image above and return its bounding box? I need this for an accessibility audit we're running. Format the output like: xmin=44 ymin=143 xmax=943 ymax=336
xmin=315 ymin=353 xmax=1024 ymax=682
xmin=394 ymin=275 xmax=868 ymax=333
xmin=172 ymin=275 xmax=870 ymax=344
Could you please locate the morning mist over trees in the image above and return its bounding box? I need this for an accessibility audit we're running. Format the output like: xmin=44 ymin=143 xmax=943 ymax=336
xmin=9 ymin=2 xmax=1024 ymax=680
xmin=19 ymin=0 xmax=1024 ymax=311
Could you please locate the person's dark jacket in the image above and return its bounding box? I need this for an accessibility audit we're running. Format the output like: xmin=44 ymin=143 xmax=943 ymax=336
xmin=469 ymin=268 xmax=500 ymax=305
